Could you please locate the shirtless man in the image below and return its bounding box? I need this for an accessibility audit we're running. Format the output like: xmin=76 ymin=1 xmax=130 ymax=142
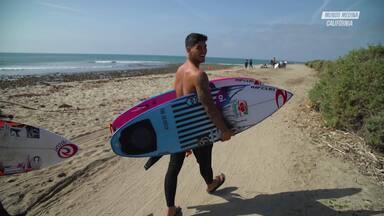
xmin=165 ymin=33 xmax=234 ymax=216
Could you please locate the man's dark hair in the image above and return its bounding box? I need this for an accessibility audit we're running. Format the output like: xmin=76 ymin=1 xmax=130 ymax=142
xmin=185 ymin=33 xmax=207 ymax=49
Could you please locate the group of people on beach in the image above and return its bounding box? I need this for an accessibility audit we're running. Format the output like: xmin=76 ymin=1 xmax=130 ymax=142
xmin=270 ymin=57 xmax=287 ymax=69
xmin=244 ymin=59 xmax=253 ymax=69
xmin=245 ymin=57 xmax=288 ymax=70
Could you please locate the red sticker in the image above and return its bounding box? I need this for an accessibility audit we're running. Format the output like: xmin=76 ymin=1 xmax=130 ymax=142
xmin=238 ymin=101 xmax=248 ymax=114
xmin=57 ymin=144 xmax=78 ymax=158
xmin=275 ymin=89 xmax=288 ymax=108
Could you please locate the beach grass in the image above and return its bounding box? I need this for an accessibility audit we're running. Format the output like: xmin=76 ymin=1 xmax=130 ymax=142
xmin=307 ymin=44 xmax=384 ymax=151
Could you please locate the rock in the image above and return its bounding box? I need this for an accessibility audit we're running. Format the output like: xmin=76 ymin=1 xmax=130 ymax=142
xmin=58 ymin=103 xmax=72 ymax=108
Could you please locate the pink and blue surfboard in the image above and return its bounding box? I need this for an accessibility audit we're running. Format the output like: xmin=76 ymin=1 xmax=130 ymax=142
xmin=110 ymin=79 xmax=292 ymax=158
xmin=110 ymin=77 xmax=261 ymax=133
xmin=109 ymin=77 xmax=261 ymax=169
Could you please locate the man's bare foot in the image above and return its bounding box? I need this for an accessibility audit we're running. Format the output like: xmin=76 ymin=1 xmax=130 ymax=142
xmin=207 ymin=173 xmax=225 ymax=194
xmin=166 ymin=206 xmax=182 ymax=216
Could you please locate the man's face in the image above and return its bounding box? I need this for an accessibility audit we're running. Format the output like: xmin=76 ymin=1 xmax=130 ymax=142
xmin=188 ymin=41 xmax=207 ymax=63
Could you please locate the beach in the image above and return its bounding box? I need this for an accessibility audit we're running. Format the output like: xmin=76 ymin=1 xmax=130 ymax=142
xmin=1 ymin=64 xmax=383 ymax=215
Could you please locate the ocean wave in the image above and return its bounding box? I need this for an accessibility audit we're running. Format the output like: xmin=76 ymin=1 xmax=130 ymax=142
xmin=0 ymin=65 xmax=116 ymax=73
xmin=94 ymin=60 xmax=117 ymax=64
xmin=0 ymin=64 xmax=168 ymax=76
xmin=0 ymin=66 xmax=79 ymax=71
xmin=94 ymin=60 xmax=166 ymax=65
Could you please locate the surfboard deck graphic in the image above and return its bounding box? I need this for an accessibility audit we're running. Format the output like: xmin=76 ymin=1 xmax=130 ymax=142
xmin=0 ymin=120 xmax=78 ymax=176
xmin=110 ymin=77 xmax=261 ymax=133
xmin=110 ymin=82 xmax=293 ymax=158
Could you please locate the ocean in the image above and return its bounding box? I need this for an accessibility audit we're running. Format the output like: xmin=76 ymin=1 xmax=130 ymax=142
xmin=0 ymin=53 xmax=268 ymax=77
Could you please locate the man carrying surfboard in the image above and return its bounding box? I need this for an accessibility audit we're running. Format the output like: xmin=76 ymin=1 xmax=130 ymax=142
xmin=165 ymin=33 xmax=234 ymax=216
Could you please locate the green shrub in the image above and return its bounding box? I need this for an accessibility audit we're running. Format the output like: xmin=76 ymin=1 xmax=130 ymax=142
xmin=363 ymin=112 xmax=384 ymax=147
xmin=308 ymin=45 xmax=384 ymax=150
xmin=306 ymin=60 xmax=333 ymax=74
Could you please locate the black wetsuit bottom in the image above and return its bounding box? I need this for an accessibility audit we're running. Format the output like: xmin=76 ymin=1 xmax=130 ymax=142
xmin=164 ymin=144 xmax=213 ymax=207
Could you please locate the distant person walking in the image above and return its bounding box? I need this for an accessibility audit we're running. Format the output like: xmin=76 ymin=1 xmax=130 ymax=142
xmin=244 ymin=59 xmax=248 ymax=69
xmin=249 ymin=59 xmax=253 ymax=68
xmin=270 ymin=58 xmax=275 ymax=67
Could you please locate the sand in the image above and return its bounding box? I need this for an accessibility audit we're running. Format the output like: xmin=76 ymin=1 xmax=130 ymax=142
xmin=0 ymin=64 xmax=383 ymax=216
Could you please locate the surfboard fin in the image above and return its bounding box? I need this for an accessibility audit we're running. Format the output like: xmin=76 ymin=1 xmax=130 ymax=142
xmin=144 ymin=156 xmax=162 ymax=170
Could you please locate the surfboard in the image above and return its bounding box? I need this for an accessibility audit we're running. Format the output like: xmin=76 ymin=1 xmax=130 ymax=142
xmin=110 ymin=82 xmax=293 ymax=157
xmin=110 ymin=77 xmax=261 ymax=133
xmin=110 ymin=77 xmax=261 ymax=169
xmin=274 ymin=63 xmax=279 ymax=69
xmin=0 ymin=120 xmax=78 ymax=176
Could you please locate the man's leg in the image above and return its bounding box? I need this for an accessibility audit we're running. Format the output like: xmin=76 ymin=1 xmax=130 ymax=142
xmin=193 ymin=144 xmax=225 ymax=193
xmin=164 ymin=152 xmax=185 ymax=208
xmin=193 ymin=144 xmax=213 ymax=185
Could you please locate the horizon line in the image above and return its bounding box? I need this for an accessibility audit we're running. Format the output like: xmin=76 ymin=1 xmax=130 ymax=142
xmin=0 ymin=51 xmax=307 ymax=63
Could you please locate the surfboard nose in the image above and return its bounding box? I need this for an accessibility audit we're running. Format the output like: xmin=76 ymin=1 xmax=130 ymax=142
xmin=275 ymin=89 xmax=293 ymax=108
xmin=287 ymin=90 xmax=294 ymax=101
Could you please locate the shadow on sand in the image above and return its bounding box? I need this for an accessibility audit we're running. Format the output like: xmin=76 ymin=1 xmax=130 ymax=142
xmin=0 ymin=200 xmax=11 ymax=216
xmin=0 ymin=200 xmax=26 ymax=216
xmin=188 ymin=187 xmax=383 ymax=216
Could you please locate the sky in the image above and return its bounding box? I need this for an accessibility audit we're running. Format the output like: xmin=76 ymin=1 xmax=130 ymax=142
xmin=0 ymin=0 xmax=383 ymax=61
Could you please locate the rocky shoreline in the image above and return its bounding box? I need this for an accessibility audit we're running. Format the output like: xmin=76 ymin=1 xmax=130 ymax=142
xmin=0 ymin=64 xmax=232 ymax=89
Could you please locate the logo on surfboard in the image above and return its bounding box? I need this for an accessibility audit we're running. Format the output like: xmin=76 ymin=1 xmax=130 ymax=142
xmin=275 ymin=89 xmax=288 ymax=108
xmin=232 ymin=99 xmax=248 ymax=117
xmin=197 ymin=128 xmax=219 ymax=146
xmin=56 ymin=142 xmax=78 ymax=158
xmin=215 ymin=88 xmax=230 ymax=108
xmin=186 ymin=96 xmax=198 ymax=106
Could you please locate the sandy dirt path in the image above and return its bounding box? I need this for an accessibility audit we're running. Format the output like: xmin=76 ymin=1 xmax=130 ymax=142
xmin=1 ymin=65 xmax=383 ymax=216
